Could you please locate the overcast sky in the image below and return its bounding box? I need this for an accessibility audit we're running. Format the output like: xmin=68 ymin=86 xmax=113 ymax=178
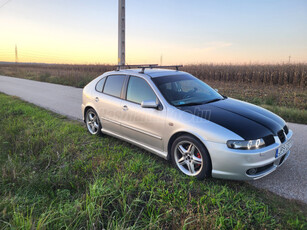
xmin=0 ymin=0 xmax=306 ymax=64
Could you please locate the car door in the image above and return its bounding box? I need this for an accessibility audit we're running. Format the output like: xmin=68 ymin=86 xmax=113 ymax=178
xmin=120 ymin=76 xmax=166 ymax=150
xmin=94 ymin=74 xmax=127 ymax=134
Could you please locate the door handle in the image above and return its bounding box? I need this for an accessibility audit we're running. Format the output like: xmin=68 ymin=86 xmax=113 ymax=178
xmin=95 ymin=97 xmax=99 ymax=102
xmin=122 ymin=105 xmax=128 ymax=111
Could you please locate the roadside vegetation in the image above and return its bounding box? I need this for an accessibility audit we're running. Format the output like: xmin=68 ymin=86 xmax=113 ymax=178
xmin=0 ymin=93 xmax=306 ymax=229
xmin=0 ymin=63 xmax=306 ymax=124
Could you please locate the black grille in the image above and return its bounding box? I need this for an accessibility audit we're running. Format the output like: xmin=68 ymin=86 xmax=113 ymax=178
xmin=263 ymin=135 xmax=275 ymax=146
xmin=283 ymin=125 xmax=289 ymax=135
xmin=277 ymin=130 xmax=286 ymax=143
xmin=279 ymin=154 xmax=286 ymax=165
xmin=256 ymin=163 xmax=274 ymax=173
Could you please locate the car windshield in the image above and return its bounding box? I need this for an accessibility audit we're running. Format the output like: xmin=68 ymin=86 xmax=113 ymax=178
xmin=152 ymin=74 xmax=224 ymax=106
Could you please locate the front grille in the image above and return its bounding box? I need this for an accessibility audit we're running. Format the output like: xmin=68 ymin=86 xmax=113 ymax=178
xmin=277 ymin=130 xmax=286 ymax=143
xmin=279 ymin=154 xmax=286 ymax=165
xmin=283 ymin=125 xmax=289 ymax=135
xmin=263 ymin=135 xmax=275 ymax=146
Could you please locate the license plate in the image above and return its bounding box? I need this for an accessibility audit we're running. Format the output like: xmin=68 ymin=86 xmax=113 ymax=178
xmin=275 ymin=139 xmax=293 ymax=158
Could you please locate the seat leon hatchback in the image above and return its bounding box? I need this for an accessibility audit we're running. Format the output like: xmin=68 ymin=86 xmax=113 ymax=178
xmin=81 ymin=67 xmax=293 ymax=180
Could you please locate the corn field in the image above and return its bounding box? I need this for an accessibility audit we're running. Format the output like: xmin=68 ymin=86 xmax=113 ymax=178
xmin=0 ymin=63 xmax=306 ymax=88
xmin=182 ymin=64 xmax=306 ymax=87
xmin=0 ymin=62 xmax=306 ymax=123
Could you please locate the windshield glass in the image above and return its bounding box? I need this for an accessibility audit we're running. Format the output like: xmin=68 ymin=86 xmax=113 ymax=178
xmin=152 ymin=74 xmax=224 ymax=106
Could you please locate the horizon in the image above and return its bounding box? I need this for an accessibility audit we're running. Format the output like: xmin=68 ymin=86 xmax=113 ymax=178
xmin=2 ymin=61 xmax=307 ymax=67
xmin=0 ymin=0 xmax=306 ymax=65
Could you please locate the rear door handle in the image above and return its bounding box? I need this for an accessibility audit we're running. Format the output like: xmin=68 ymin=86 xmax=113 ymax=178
xmin=123 ymin=105 xmax=128 ymax=111
xmin=95 ymin=97 xmax=99 ymax=102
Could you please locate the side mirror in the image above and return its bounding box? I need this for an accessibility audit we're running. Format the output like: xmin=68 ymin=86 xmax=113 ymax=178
xmin=141 ymin=100 xmax=158 ymax=109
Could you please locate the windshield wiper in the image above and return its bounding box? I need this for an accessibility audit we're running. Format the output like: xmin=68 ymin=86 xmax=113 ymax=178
xmin=204 ymin=98 xmax=223 ymax=104
xmin=175 ymin=101 xmax=206 ymax=107
xmin=175 ymin=97 xmax=225 ymax=107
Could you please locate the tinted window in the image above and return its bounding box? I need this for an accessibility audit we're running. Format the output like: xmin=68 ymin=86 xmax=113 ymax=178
xmin=103 ymin=75 xmax=126 ymax=98
xmin=126 ymin=76 xmax=157 ymax=104
xmin=95 ymin=77 xmax=106 ymax=92
xmin=152 ymin=74 xmax=223 ymax=106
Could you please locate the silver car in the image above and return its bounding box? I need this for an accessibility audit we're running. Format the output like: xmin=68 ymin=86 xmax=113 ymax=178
xmin=81 ymin=67 xmax=293 ymax=180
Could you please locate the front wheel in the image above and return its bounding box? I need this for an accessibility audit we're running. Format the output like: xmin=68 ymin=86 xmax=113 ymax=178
xmin=85 ymin=108 xmax=102 ymax=136
xmin=171 ymin=135 xmax=212 ymax=180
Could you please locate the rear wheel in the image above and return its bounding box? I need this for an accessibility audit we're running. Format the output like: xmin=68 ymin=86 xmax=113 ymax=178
xmin=171 ymin=135 xmax=211 ymax=180
xmin=85 ymin=108 xmax=102 ymax=136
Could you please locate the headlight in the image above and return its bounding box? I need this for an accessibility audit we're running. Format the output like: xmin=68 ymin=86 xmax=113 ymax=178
xmin=227 ymin=138 xmax=265 ymax=150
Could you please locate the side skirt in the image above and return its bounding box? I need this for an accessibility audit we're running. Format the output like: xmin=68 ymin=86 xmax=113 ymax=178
xmin=101 ymin=128 xmax=168 ymax=160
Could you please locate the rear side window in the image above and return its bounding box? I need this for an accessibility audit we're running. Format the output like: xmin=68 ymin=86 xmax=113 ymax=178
xmin=126 ymin=76 xmax=157 ymax=104
xmin=95 ymin=77 xmax=106 ymax=92
xmin=103 ymin=75 xmax=126 ymax=98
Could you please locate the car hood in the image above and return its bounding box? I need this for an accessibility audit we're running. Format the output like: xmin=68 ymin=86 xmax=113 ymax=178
xmin=178 ymin=98 xmax=286 ymax=140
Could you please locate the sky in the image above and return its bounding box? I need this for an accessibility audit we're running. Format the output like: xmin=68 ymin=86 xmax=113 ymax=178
xmin=0 ymin=0 xmax=306 ymax=65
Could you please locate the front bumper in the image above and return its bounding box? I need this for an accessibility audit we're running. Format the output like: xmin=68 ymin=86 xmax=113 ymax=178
xmin=206 ymin=130 xmax=293 ymax=180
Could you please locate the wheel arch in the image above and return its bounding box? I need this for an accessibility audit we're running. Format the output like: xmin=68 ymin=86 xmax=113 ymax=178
xmin=167 ymin=131 xmax=212 ymax=166
xmin=83 ymin=106 xmax=95 ymax=122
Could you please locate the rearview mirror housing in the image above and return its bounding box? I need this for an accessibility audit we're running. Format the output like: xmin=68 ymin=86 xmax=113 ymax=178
xmin=141 ymin=100 xmax=158 ymax=109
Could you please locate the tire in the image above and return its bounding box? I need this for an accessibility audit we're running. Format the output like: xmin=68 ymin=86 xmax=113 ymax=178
xmin=85 ymin=108 xmax=102 ymax=136
xmin=171 ymin=135 xmax=212 ymax=180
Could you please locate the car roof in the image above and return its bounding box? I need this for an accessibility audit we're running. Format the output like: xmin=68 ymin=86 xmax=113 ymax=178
xmin=108 ymin=68 xmax=185 ymax=78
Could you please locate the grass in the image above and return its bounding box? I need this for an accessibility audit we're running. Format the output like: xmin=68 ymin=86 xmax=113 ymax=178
xmin=0 ymin=63 xmax=306 ymax=124
xmin=0 ymin=93 xmax=306 ymax=229
xmin=260 ymin=105 xmax=307 ymax=124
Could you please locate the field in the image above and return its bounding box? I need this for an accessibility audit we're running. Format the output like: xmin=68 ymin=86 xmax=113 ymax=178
xmin=0 ymin=93 xmax=306 ymax=229
xmin=0 ymin=63 xmax=306 ymax=124
xmin=0 ymin=64 xmax=307 ymax=124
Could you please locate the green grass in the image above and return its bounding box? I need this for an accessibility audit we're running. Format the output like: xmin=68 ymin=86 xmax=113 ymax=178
xmin=0 ymin=93 xmax=306 ymax=229
xmin=260 ymin=105 xmax=307 ymax=124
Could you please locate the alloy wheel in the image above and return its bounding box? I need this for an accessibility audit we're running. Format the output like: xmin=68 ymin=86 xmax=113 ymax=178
xmin=174 ymin=141 xmax=203 ymax=176
xmin=86 ymin=110 xmax=100 ymax=135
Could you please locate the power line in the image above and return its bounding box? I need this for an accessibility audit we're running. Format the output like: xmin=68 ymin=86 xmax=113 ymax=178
xmin=0 ymin=0 xmax=12 ymax=9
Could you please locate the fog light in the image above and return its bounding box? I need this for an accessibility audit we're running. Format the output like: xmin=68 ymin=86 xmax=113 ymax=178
xmin=247 ymin=168 xmax=257 ymax=175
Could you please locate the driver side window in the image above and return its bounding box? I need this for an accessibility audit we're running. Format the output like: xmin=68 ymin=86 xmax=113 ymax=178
xmin=126 ymin=76 xmax=157 ymax=104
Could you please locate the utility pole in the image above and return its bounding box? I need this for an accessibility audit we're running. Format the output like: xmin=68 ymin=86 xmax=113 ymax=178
xmin=15 ymin=44 xmax=18 ymax=63
xmin=118 ymin=0 xmax=125 ymax=66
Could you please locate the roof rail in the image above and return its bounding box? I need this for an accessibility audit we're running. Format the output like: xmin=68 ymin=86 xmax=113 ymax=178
xmin=115 ymin=64 xmax=183 ymax=73
xmin=141 ymin=65 xmax=183 ymax=73
xmin=115 ymin=64 xmax=158 ymax=71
